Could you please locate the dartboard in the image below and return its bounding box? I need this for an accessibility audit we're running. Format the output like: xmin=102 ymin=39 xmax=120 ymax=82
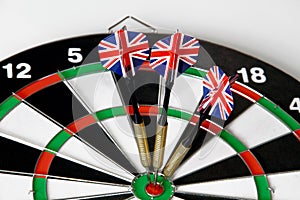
xmin=0 ymin=30 xmax=299 ymax=200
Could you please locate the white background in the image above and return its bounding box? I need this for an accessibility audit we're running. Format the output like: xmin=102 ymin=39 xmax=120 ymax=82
xmin=0 ymin=0 xmax=299 ymax=80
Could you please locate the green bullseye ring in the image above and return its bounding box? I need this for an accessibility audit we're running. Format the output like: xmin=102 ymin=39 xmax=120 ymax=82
xmin=132 ymin=173 xmax=175 ymax=200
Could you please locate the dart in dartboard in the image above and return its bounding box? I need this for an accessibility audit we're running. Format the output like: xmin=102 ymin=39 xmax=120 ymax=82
xmin=98 ymin=28 xmax=152 ymax=174
xmin=163 ymin=66 xmax=237 ymax=178
xmin=149 ymin=32 xmax=200 ymax=184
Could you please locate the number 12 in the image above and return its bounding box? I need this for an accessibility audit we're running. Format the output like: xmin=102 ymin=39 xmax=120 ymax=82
xmin=2 ymin=63 xmax=32 ymax=79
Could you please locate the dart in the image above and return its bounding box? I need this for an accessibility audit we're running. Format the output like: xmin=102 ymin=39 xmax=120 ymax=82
xmin=98 ymin=29 xmax=151 ymax=172
xmin=163 ymin=66 xmax=237 ymax=178
xmin=150 ymin=32 xmax=200 ymax=183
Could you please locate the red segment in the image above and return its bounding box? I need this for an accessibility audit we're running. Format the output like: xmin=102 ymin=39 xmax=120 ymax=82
xmin=35 ymin=151 xmax=55 ymax=175
xmin=189 ymin=114 xmax=200 ymax=124
xmin=200 ymin=120 xmax=222 ymax=135
xmin=294 ymin=129 xmax=300 ymax=142
xmin=15 ymin=74 xmax=62 ymax=99
xmin=126 ymin=105 xmax=159 ymax=116
xmin=34 ymin=175 xmax=47 ymax=179
xmin=231 ymin=83 xmax=261 ymax=102
xmin=240 ymin=151 xmax=264 ymax=175
xmin=67 ymin=115 xmax=96 ymax=134
xmin=146 ymin=183 xmax=164 ymax=196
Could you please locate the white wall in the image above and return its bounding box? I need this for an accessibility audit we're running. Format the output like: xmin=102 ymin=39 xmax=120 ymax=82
xmin=0 ymin=0 xmax=299 ymax=80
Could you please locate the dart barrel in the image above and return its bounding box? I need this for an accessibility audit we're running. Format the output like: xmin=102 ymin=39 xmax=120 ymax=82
xmin=163 ymin=143 xmax=191 ymax=178
xmin=153 ymin=124 xmax=168 ymax=170
xmin=133 ymin=122 xmax=151 ymax=168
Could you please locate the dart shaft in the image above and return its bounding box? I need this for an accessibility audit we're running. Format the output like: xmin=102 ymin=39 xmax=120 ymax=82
xmin=153 ymin=124 xmax=168 ymax=170
xmin=163 ymin=143 xmax=191 ymax=178
xmin=133 ymin=122 xmax=151 ymax=169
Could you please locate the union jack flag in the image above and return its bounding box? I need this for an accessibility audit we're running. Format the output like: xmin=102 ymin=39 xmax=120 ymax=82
xmin=198 ymin=66 xmax=234 ymax=120
xmin=150 ymin=32 xmax=200 ymax=80
xmin=98 ymin=30 xmax=149 ymax=77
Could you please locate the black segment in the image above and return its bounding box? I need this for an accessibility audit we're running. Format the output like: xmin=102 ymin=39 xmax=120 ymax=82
xmin=76 ymin=193 xmax=132 ymax=200
xmin=0 ymin=136 xmax=40 ymax=173
xmin=251 ymin=134 xmax=300 ymax=173
xmin=116 ymin=71 xmax=160 ymax=106
xmin=49 ymin=156 xmax=128 ymax=185
xmin=174 ymin=155 xmax=250 ymax=185
xmin=26 ymin=82 xmax=89 ymax=126
xmin=225 ymin=90 xmax=253 ymax=126
xmin=77 ymin=124 xmax=136 ymax=173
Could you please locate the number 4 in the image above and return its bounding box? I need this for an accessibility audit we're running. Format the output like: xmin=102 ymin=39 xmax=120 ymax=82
xmin=290 ymin=98 xmax=300 ymax=113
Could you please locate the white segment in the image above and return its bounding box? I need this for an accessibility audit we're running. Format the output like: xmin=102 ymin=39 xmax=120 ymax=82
xmin=0 ymin=103 xmax=61 ymax=147
xmin=173 ymin=136 xmax=236 ymax=180
xmin=163 ymin=118 xmax=188 ymax=168
xmin=226 ymin=104 xmax=290 ymax=148
xmin=101 ymin=116 xmax=145 ymax=173
xmin=68 ymin=72 xmax=123 ymax=111
xmin=172 ymin=197 xmax=185 ymax=200
xmin=47 ymin=178 xmax=130 ymax=199
xmin=268 ymin=171 xmax=300 ymax=200
xmin=68 ymin=72 xmax=145 ymax=172
xmin=177 ymin=176 xmax=257 ymax=199
xmin=165 ymin=75 xmax=203 ymax=113
xmin=59 ymin=136 xmax=134 ymax=182
xmin=0 ymin=173 xmax=34 ymax=200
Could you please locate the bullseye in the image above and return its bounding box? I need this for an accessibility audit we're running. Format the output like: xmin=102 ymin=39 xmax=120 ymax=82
xmin=145 ymin=183 xmax=164 ymax=196
xmin=132 ymin=173 xmax=175 ymax=199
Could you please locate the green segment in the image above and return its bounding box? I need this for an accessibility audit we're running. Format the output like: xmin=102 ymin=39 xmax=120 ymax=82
xmin=95 ymin=107 xmax=126 ymax=121
xmin=184 ymin=67 xmax=207 ymax=78
xmin=167 ymin=108 xmax=192 ymax=121
xmin=33 ymin=177 xmax=48 ymax=200
xmin=46 ymin=130 xmax=72 ymax=152
xmin=132 ymin=173 xmax=174 ymax=200
xmin=94 ymin=106 xmax=193 ymax=122
xmin=220 ymin=130 xmax=248 ymax=153
xmin=0 ymin=96 xmax=21 ymax=120
xmin=258 ymin=97 xmax=300 ymax=131
xmin=58 ymin=63 xmax=107 ymax=80
xmin=254 ymin=176 xmax=271 ymax=200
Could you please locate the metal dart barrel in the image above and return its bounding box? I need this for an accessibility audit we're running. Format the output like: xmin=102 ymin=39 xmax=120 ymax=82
xmin=163 ymin=143 xmax=190 ymax=178
xmin=133 ymin=122 xmax=151 ymax=169
xmin=153 ymin=124 xmax=168 ymax=171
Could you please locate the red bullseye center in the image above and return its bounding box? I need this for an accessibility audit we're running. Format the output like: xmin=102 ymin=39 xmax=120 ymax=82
xmin=145 ymin=183 xmax=164 ymax=196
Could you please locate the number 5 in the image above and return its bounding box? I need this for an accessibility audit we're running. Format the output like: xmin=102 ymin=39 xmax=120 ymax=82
xmin=68 ymin=48 xmax=83 ymax=63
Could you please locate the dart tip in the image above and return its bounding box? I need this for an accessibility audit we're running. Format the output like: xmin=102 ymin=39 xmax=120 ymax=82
xmin=146 ymin=170 xmax=151 ymax=183
xmin=153 ymin=170 xmax=160 ymax=186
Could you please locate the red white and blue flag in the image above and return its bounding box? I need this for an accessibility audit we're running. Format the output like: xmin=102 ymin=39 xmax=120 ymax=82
xmin=198 ymin=66 xmax=234 ymax=120
xmin=150 ymin=32 xmax=200 ymax=80
xmin=98 ymin=30 xmax=149 ymax=77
